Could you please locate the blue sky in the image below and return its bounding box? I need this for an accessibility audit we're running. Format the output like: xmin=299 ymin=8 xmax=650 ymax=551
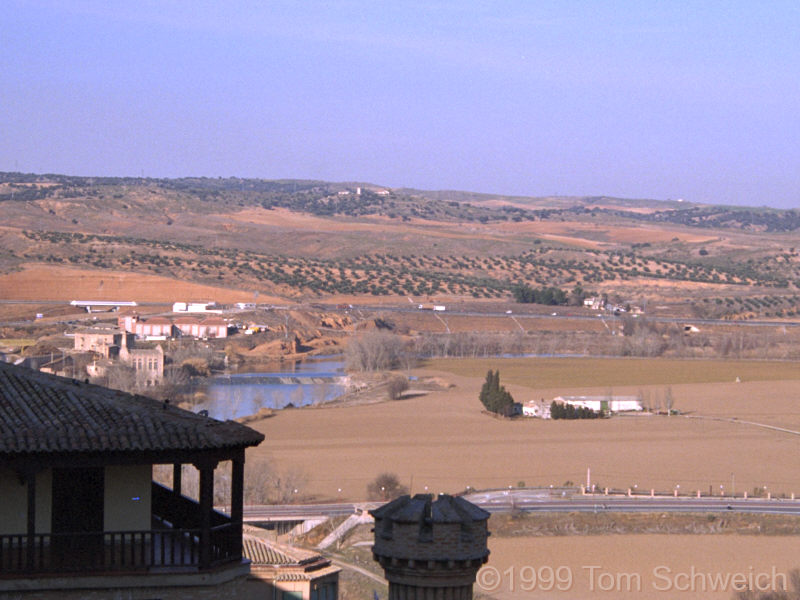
xmin=2 ymin=1 xmax=799 ymax=208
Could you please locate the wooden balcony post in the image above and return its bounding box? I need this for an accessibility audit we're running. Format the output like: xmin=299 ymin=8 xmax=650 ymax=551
xmin=25 ymin=469 xmax=36 ymax=571
xmin=231 ymin=450 xmax=245 ymax=558
xmin=172 ymin=463 xmax=182 ymax=496
xmin=197 ymin=458 xmax=217 ymax=569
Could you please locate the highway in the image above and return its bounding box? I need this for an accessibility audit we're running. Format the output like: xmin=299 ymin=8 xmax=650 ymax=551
xmin=242 ymin=489 xmax=800 ymax=522
xmin=322 ymin=302 xmax=800 ymax=329
xmin=244 ymin=502 xmax=367 ymax=522
xmin=2 ymin=298 xmax=798 ymax=330
xmin=468 ymin=495 xmax=800 ymax=516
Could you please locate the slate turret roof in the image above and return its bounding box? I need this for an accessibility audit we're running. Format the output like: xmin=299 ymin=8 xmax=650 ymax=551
xmin=370 ymin=493 xmax=490 ymax=524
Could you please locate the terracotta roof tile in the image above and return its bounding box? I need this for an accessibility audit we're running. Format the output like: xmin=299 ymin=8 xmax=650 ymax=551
xmin=202 ymin=317 xmax=227 ymax=325
xmin=242 ymin=536 xmax=338 ymax=576
xmin=174 ymin=317 xmax=201 ymax=324
xmin=144 ymin=317 xmax=172 ymax=325
xmin=243 ymin=537 xmax=297 ymax=566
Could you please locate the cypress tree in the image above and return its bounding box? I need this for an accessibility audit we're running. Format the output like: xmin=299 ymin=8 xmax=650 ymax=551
xmin=479 ymin=370 xmax=493 ymax=410
xmin=479 ymin=370 xmax=515 ymax=415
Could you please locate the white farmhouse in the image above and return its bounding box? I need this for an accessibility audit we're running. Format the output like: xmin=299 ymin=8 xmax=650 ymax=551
xmin=522 ymin=399 xmax=552 ymax=419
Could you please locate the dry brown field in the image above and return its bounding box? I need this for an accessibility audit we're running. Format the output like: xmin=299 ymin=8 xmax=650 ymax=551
xmin=427 ymin=357 xmax=800 ymax=389
xmin=403 ymin=313 xmax=610 ymax=334
xmin=248 ymin=358 xmax=800 ymax=502
xmin=349 ymin=309 xmax=613 ymax=335
xmin=484 ymin=534 xmax=800 ymax=599
xmin=224 ymin=207 xmax=530 ymax=252
xmin=0 ymin=265 xmax=284 ymax=304
xmin=493 ymin=219 xmax=718 ymax=244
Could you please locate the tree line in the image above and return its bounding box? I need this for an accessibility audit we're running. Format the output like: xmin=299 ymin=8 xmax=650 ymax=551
xmin=511 ymin=283 xmax=588 ymax=305
xmin=549 ymin=401 xmax=603 ymax=419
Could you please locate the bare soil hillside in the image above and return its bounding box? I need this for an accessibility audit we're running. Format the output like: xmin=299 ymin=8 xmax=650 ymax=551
xmin=4 ymin=173 xmax=800 ymax=320
xmin=0 ymin=265 xmax=280 ymax=303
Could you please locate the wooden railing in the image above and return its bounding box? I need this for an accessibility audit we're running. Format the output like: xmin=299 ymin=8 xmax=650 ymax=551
xmin=0 ymin=523 xmax=238 ymax=574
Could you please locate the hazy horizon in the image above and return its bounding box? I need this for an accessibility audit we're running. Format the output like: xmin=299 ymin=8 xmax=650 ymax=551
xmin=3 ymin=2 xmax=799 ymax=209
xmin=1 ymin=169 xmax=790 ymax=212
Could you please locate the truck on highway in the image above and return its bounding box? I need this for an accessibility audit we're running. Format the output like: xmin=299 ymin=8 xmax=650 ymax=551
xmin=418 ymin=304 xmax=447 ymax=311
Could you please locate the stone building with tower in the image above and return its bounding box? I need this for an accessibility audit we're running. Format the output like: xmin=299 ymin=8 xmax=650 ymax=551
xmin=371 ymin=494 xmax=490 ymax=600
xmin=119 ymin=343 xmax=164 ymax=387
xmin=73 ymin=326 xmax=132 ymax=358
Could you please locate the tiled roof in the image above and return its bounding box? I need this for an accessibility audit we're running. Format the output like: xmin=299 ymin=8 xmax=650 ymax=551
xmin=174 ymin=317 xmax=201 ymax=324
xmin=243 ymin=536 xmax=324 ymax=566
xmin=76 ymin=327 xmax=121 ymax=335
xmin=243 ymin=535 xmax=340 ymax=580
xmin=270 ymin=568 xmax=342 ymax=581
xmin=0 ymin=362 xmax=264 ymax=456
xmin=273 ymin=573 xmax=313 ymax=581
xmin=202 ymin=317 xmax=227 ymax=325
xmin=243 ymin=537 xmax=298 ymax=566
xmin=144 ymin=317 xmax=173 ymax=325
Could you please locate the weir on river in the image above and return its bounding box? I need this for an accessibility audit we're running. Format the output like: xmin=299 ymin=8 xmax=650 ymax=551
xmin=196 ymin=359 xmax=349 ymax=420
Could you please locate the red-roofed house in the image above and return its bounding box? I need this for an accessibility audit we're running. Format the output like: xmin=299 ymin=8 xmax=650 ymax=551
xmin=202 ymin=316 xmax=228 ymax=339
xmin=174 ymin=316 xmax=228 ymax=339
xmin=174 ymin=316 xmax=202 ymax=338
xmin=135 ymin=316 xmax=173 ymax=338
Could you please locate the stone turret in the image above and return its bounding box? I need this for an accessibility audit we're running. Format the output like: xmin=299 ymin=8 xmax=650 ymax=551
xmin=371 ymin=494 xmax=490 ymax=600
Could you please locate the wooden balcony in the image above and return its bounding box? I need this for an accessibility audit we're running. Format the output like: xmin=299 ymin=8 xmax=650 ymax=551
xmin=0 ymin=482 xmax=241 ymax=576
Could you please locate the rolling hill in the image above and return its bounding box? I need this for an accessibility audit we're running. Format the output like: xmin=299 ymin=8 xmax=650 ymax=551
xmin=1 ymin=172 xmax=799 ymax=320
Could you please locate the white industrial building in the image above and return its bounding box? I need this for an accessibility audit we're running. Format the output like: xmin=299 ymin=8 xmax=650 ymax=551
xmin=553 ymin=395 xmax=643 ymax=414
xmin=172 ymin=301 xmax=222 ymax=314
